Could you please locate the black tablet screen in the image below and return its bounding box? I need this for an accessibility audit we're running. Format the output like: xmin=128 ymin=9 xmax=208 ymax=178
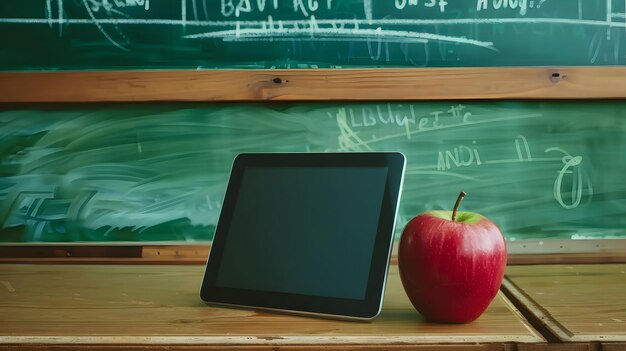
xmin=215 ymin=166 xmax=389 ymax=301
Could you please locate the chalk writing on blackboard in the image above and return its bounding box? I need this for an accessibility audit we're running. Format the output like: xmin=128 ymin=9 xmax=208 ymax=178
xmin=436 ymin=141 xmax=482 ymax=171
xmin=1 ymin=0 xmax=625 ymax=65
xmin=546 ymin=147 xmax=593 ymax=209
xmin=333 ymin=105 xmax=593 ymax=209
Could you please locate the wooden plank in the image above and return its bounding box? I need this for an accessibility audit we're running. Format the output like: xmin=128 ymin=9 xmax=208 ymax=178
xmin=0 ymin=257 xmax=205 ymax=265
xmin=504 ymin=264 xmax=626 ymax=343
xmin=0 ymin=245 xmax=209 ymax=265
xmin=506 ymin=240 xmax=626 ymax=256
xmin=0 ymin=345 xmax=518 ymax=351
xmin=141 ymin=245 xmax=210 ymax=262
xmin=1 ymin=243 xmax=625 ymax=265
xmin=1 ymin=67 xmax=626 ymax=102
xmin=0 ymin=245 xmax=141 ymax=259
xmin=0 ymin=264 xmax=543 ymax=348
xmin=506 ymin=253 xmax=626 ymax=265
xmin=5 ymin=345 xmax=607 ymax=351
xmin=517 ymin=345 xmax=600 ymax=351
xmin=500 ymin=278 xmax=570 ymax=343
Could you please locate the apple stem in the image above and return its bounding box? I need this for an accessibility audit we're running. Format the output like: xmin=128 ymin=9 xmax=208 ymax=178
xmin=451 ymin=192 xmax=467 ymax=222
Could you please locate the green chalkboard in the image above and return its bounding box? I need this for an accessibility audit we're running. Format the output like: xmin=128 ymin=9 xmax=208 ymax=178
xmin=0 ymin=101 xmax=624 ymax=242
xmin=1 ymin=1 xmax=625 ymax=69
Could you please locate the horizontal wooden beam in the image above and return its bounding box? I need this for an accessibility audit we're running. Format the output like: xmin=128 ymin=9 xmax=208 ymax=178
xmin=1 ymin=244 xmax=625 ymax=265
xmin=1 ymin=67 xmax=626 ymax=102
xmin=506 ymin=252 xmax=626 ymax=265
xmin=0 ymin=245 xmax=142 ymax=259
xmin=0 ymin=245 xmax=208 ymax=265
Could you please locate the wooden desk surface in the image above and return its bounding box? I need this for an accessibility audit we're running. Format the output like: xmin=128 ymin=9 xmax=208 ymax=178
xmin=0 ymin=264 xmax=543 ymax=349
xmin=505 ymin=264 xmax=626 ymax=343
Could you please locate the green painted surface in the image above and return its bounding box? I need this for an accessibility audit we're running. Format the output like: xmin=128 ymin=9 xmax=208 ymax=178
xmin=1 ymin=101 xmax=624 ymax=242
xmin=1 ymin=1 xmax=625 ymax=70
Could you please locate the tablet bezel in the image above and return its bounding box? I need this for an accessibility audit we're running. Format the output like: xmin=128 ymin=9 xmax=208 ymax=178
xmin=200 ymin=152 xmax=405 ymax=321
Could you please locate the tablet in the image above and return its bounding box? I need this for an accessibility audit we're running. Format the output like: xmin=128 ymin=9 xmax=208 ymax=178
xmin=200 ymin=152 xmax=406 ymax=321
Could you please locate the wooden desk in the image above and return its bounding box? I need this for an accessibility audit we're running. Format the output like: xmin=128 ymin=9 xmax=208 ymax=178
xmin=505 ymin=264 xmax=626 ymax=347
xmin=0 ymin=264 xmax=542 ymax=350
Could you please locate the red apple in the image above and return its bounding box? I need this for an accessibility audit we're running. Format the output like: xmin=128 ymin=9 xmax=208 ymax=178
xmin=398 ymin=192 xmax=507 ymax=323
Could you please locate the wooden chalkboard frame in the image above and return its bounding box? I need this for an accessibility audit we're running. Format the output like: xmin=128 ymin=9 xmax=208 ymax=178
xmin=1 ymin=67 xmax=626 ymax=102
xmin=1 ymin=241 xmax=626 ymax=265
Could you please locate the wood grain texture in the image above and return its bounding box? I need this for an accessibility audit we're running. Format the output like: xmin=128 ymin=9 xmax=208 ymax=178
xmin=1 ymin=243 xmax=625 ymax=266
xmin=0 ymin=264 xmax=542 ymax=348
xmin=0 ymin=345 xmax=520 ymax=351
xmin=0 ymin=345 xmax=605 ymax=351
xmin=506 ymin=253 xmax=626 ymax=265
xmin=1 ymin=67 xmax=626 ymax=102
xmin=500 ymin=278 xmax=568 ymax=344
xmin=504 ymin=264 xmax=626 ymax=343
xmin=0 ymin=245 xmax=209 ymax=265
xmin=0 ymin=246 xmax=142 ymax=259
xmin=516 ymin=345 xmax=600 ymax=351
